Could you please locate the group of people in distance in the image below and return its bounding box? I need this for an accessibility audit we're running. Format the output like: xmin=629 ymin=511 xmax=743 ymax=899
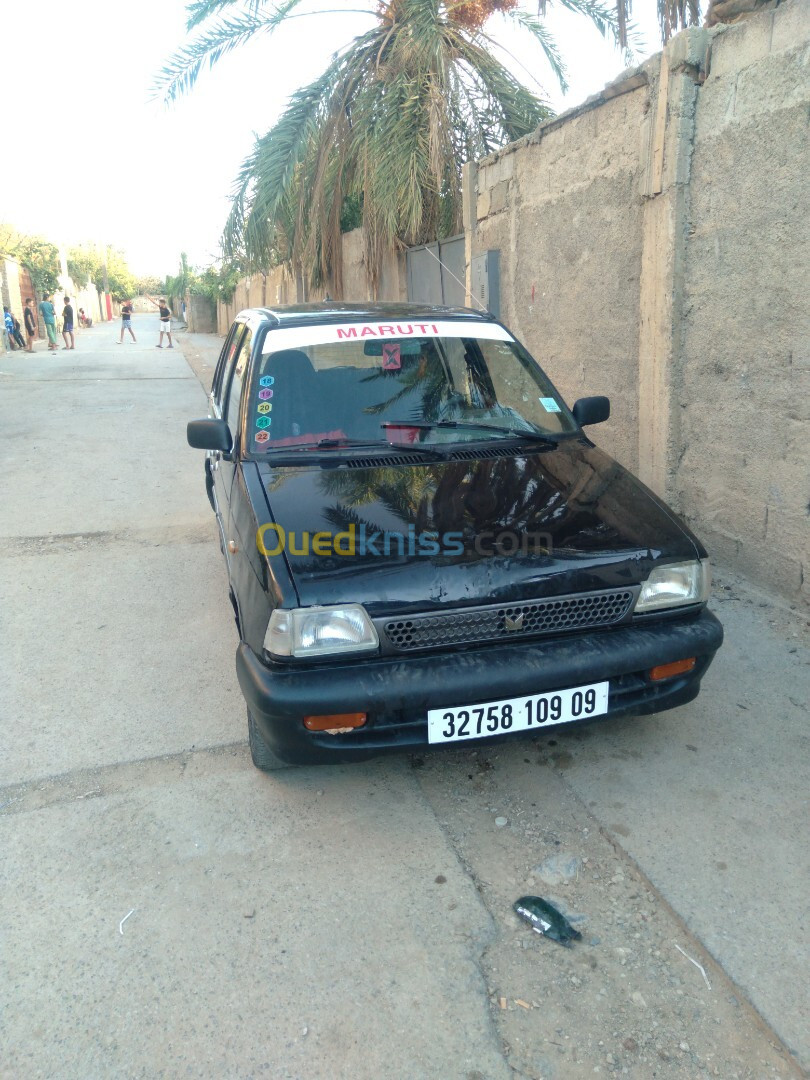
xmin=4 ymin=295 xmax=174 ymax=353
xmin=117 ymin=297 xmax=173 ymax=348
xmin=3 ymin=295 xmax=76 ymax=352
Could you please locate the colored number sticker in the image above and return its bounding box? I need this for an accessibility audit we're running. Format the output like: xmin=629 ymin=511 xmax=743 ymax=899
xmin=539 ymin=397 xmax=561 ymax=413
xmin=256 ymin=416 xmax=272 ymax=429
xmin=259 ymin=376 xmax=275 ymax=387
xmin=255 ymin=430 xmax=270 ymax=444
xmin=257 ymin=402 xmax=272 ymax=414
xmin=382 ymin=343 xmax=402 ymax=371
xmin=258 ymin=388 xmax=274 ymax=400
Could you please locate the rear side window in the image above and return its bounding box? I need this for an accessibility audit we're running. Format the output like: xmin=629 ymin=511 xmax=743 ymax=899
xmin=225 ymin=326 xmax=253 ymax=441
xmin=213 ymin=323 xmax=244 ymax=412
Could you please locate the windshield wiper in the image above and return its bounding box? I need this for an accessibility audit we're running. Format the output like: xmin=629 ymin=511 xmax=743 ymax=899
xmin=315 ymin=437 xmax=387 ymax=449
xmin=382 ymin=420 xmax=558 ymax=444
xmin=268 ymin=437 xmax=447 ymax=459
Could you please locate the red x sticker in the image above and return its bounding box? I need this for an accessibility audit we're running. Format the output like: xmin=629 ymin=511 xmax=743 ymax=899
xmin=382 ymin=343 xmax=401 ymax=370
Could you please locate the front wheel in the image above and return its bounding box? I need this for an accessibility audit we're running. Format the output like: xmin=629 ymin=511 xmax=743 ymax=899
xmin=247 ymin=709 xmax=292 ymax=772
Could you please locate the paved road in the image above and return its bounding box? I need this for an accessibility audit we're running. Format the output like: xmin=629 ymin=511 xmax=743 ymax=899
xmin=1 ymin=320 xmax=806 ymax=1078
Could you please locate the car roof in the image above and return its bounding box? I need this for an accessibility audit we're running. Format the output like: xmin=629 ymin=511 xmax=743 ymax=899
xmin=237 ymin=302 xmax=494 ymax=329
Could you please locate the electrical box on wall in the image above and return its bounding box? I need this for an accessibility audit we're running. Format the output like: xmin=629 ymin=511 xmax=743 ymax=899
xmin=470 ymin=250 xmax=500 ymax=318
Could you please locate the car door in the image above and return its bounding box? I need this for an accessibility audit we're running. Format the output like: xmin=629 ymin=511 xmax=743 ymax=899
xmin=218 ymin=324 xmax=253 ymax=579
xmin=208 ymin=321 xmax=245 ymax=557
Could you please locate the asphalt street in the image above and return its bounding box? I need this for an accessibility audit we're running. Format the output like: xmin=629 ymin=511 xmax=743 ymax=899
xmin=1 ymin=318 xmax=806 ymax=1078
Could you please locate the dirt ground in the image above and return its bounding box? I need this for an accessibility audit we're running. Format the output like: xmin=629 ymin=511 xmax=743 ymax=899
xmin=416 ymin=748 xmax=800 ymax=1079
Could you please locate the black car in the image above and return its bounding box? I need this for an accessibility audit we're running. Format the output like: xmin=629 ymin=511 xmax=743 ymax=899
xmin=188 ymin=303 xmax=723 ymax=771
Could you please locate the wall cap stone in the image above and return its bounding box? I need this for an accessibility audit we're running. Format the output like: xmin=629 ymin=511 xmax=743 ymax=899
xmin=476 ymin=68 xmax=650 ymax=172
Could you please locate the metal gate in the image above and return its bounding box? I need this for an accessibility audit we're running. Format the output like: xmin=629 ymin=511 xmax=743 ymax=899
xmin=406 ymin=235 xmax=466 ymax=307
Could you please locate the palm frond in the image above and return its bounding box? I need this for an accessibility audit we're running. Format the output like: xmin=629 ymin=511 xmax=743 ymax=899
xmin=155 ymin=0 xmax=321 ymax=102
xmin=553 ymin=0 xmax=642 ymax=59
xmin=450 ymin=33 xmax=551 ymax=138
xmin=185 ymin=0 xmax=263 ymax=31
xmin=658 ymin=0 xmax=700 ymax=43
xmin=491 ymin=9 xmax=568 ymax=94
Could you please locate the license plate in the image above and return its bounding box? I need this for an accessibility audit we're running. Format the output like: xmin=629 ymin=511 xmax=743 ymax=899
xmin=427 ymin=681 xmax=609 ymax=744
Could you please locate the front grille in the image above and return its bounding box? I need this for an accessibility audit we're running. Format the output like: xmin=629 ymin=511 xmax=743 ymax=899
xmin=382 ymin=588 xmax=635 ymax=652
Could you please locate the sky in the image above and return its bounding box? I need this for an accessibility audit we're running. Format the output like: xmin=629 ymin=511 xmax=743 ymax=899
xmin=0 ymin=0 xmax=663 ymax=280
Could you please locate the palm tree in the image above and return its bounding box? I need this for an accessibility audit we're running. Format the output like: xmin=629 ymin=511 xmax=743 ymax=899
xmin=155 ymin=1 xmax=657 ymax=294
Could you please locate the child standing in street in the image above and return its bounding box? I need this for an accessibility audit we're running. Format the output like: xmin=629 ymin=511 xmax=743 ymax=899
xmin=62 ymin=296 xmax=75 ymax=350
xmin=118 ymin=299 xmax=136 ymax=343
xmin=156 ymin=298 xmax=173 ymax=348
xmin=24 ymin=298 xmax=37 ymax=352
xmin=38 ymin=295 xmax=58 ymax=350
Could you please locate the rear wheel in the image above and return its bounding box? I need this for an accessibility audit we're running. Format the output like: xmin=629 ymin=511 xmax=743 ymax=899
xmin=247 ymin=709 xmax=292 ymax=772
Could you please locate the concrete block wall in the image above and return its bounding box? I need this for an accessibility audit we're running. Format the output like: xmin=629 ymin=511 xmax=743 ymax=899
xmin=473 ymin=77 xmax=649 ymax=474
xmin=468 ymin=0 xmax=808 ymax=605
xmin=185 ymin=293 xmax=217 ymax=334
xmin=216 ymin=227 xmax=407 ymax=333
xmin=677 ymin=0 xmax=810 ymax=599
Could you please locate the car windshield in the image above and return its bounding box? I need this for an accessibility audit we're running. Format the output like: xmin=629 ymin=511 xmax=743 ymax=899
xmin=247 ymin=319 xmax=577 ymax=453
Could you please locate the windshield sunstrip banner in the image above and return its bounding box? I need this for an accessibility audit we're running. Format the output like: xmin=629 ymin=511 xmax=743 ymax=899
xmin=261 ymin=320 xmax=513 ymax=354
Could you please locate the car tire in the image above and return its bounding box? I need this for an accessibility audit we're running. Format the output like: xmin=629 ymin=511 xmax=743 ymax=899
xmin=247 ymin=709 xmax=292 ymax=772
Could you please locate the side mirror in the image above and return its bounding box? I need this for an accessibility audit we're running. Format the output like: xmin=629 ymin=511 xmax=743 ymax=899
xmin=187 ymin=418 xmax=232 ymax=452
xmin=572 ymin=396 xmax=610 ymax=427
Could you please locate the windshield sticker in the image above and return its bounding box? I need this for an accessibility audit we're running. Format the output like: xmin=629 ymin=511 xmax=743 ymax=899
xmin=261 ymin=319 xmax=513 ymax=354
xmin=258 ymin=388 xmax=274 ymax=400
xmin=259 ymin=376 xmax=274 ymax=387
xmin=337 ymin=323 xmax=437 ymax=339
xmin=256 ymin=416 xmax=272 ymax=429
xmin=255 ymin=430 xmax=270 ymax=445
xmin=257 ymin=402 xmax=272 ymax=414
xmin=381 ymin=343 xmax=402 ymax=371
xmin=539 ymin=397 xmax=561 ymax=413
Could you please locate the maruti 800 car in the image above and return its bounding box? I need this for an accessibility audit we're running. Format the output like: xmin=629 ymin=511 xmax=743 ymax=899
xmin=187 ymin=304 xmax=723 ymax=771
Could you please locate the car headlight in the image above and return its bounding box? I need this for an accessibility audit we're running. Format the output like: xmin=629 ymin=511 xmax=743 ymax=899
xmin=634 ymin=559 xmax=710 ymax=613
xmin=264 ymin=605 xmax=379 ymax=659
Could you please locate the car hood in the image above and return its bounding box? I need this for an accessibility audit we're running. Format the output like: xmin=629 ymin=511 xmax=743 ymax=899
xmin=255 ymin=440 xmax=702 ymax=615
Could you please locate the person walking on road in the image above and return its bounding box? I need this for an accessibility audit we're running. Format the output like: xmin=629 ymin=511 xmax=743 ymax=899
xmin=61 ymin=296 xmax=75 ymax=350
xmin=118 ymin=299 xmax=136 ymax=343
xmin=156 ymin=298 xmax=173 ymax=348
xmin=38 ymin=294 xmax=58 ymax=350
xmin=24 ymin=298 xmax=37 ymax=352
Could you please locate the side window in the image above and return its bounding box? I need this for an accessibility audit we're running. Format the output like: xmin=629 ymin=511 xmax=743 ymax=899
xmin=225 ymin=326 xmax=253 ymax=441
xmin=213 ymin=323 xmax=244 ymax=412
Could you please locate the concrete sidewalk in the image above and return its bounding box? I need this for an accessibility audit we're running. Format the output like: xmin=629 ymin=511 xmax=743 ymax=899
xmin=0 ymin=320 xmax=806 ymax=1077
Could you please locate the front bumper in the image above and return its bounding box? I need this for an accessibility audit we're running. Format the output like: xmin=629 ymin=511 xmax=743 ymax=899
xmin=236 ymin=609 xmax=723 ymax=765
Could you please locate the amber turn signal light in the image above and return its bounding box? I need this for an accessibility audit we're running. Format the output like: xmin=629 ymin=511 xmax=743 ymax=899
xmin=303 ymin=712 xmax=367 ymax=732
xmin=648 ymin=657 xmax=696 ymax=681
